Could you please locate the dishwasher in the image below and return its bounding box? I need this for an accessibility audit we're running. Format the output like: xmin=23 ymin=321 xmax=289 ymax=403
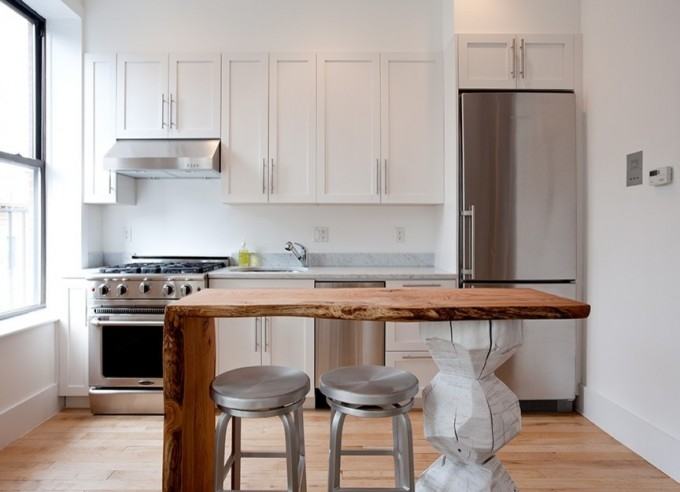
xmin=314 ymin=281 xmax=386 ymax=407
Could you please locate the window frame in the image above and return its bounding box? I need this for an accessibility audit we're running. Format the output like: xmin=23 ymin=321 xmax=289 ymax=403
xmin=0 ymin=0 xmax=46 ymax=321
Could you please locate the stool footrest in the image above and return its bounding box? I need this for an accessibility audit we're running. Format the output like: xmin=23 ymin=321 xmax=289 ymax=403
xmin=239 ymin=451 xmax=287 ymax=459
xmin=340 ymin=448 xmax=395 ymax=457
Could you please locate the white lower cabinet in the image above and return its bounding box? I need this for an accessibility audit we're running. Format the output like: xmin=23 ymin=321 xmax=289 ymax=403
xmin=212 ymin=279 xmax=315 ymax=399
xmin=385 ymin=280 xmax=457 ymax=403
xmin=57 ymin=279 xmax=89 ymax=397
xmin=385 ymin=352 xmax=438 ymax=401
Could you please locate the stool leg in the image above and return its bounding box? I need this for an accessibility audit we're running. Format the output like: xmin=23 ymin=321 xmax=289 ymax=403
xmin=294 ymin=406 xmax=307 ymax=492
xmin=395 ymin=413 xmax=415 ymax=492
xmin=281 ymin=412 xmax=300 ymax=492
xmin=214 ymin=412 xmax=231 ymax=492
xmin=230 ymin=416 xmax=242 ymax=490
xmin=328 ymin=409 xmax=346 ymax=492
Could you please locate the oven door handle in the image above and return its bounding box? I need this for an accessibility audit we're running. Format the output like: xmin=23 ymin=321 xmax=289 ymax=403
xmin=91 ymin=319 xmax=164 ymax=327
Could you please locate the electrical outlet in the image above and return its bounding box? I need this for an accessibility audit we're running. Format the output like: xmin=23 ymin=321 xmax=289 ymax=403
xmin=395 ymin=226 xmax=406 ymax=243
xmin=123 ymin=226 xmax=132 ymax=243
xmin=313 ymin=226 xmax=329 ymax=243
xmin=626 ymin=151 xmax=643 ymax=187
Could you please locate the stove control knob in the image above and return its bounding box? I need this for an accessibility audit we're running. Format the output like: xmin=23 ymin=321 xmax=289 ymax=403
xmin=162 ymin=284 xmax=175 ymax=297
xmin=116 ymin=284 xmax=128 ymax=296
xmin=139 ymin=282 xmax=151 ymax=294
xmin=180 ymin=284 xmax=192 ymax=297
xmin=97 ymin=284 xmax=110 ymax=296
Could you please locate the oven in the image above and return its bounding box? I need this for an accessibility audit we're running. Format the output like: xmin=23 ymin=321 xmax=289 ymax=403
xmin=88 ymin=302 xmax=166 ymax=414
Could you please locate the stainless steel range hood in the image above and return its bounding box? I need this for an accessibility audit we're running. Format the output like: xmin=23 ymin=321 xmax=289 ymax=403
xmin=104 ymin=139 xmax=220 ymax=178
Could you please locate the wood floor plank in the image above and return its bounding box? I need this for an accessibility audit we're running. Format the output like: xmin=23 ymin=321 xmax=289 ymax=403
xmin=0 ymin=410 xmax=676 ymax=491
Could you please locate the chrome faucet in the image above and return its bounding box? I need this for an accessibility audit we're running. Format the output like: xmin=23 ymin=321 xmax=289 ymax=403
xmin=284 ymin=241 xmax=308 ymax=267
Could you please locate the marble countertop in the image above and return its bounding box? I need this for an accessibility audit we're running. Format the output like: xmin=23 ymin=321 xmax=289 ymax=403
xmin=208 ymin=266 xmax=456 ymax=281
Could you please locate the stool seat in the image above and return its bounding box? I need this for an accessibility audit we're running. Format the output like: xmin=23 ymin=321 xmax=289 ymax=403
xmin=212 ymin=365 xmax=310 ymax=411
xmin=320 ymin=365 xmax=418 ymax=406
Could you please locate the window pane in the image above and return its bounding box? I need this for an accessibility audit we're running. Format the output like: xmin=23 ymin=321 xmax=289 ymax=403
xmin=0 ymin=1 xmax=36 ymax=158
xmin=0 ymin=161 xmax=40 ymax=315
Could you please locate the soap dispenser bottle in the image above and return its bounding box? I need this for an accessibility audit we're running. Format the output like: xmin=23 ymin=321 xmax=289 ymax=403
xmin=238 ymin=241 xmax=250 ymax=267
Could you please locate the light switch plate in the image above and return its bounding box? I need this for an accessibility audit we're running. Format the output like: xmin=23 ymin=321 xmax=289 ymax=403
xmin=626 ymin=151 xmax=643 ymax=187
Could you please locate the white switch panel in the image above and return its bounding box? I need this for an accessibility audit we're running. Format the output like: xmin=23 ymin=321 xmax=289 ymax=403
xmin=649 ymin=166 xmax=673 ymax=186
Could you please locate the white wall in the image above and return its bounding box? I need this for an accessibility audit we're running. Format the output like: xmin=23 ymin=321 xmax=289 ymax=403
xmin=455 ymin=0 xmax=581 ymax=33
xmin=82 ymin=0 xmax=448 ymax=262
xmin=0 ymin=323 xmax=60 ymax=448
xmin=580 ymin=0 xmax=680 ymax=481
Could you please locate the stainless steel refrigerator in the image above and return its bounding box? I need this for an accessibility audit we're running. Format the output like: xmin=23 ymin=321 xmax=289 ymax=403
xmin=459 ymin=92 xmax=577 ymax=410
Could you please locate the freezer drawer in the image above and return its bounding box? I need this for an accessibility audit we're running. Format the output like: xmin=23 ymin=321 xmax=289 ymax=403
xmin=467 ymin=282 xmax=578 ymax=402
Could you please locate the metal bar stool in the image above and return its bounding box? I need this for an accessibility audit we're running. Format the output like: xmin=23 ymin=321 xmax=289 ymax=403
xmin=319 ymin=365 xmax=419 ymax=492
xmin=211 ymin=365 xmax=309 ymax=492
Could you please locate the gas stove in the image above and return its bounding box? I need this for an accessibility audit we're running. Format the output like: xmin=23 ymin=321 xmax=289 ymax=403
xmin=86 ymin=258 xmax=229 ymax=301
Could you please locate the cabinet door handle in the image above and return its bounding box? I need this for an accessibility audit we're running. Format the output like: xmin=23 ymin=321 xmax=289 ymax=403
xmin=254 ymin=318 xmax=260 ymax=352
xmin=108 ymin=171 xmax=113 ymax=194
xmin=170 ymin=94 xmax=176 ymax=128
xmin=270 ymin=158 xmax=274 ymax=194
xmin=461 ymin=205 xmax=476 ymax=279
xmin=510 ymin=38 xmax=516 ymax=78
xmin=161 ymin=93 xmax=166 ymax=128
xmin=402 ymin=284 xmax=442 ymax=288
xmin=262 ymin=158 xmax=267 ymax=194
xmin=263 ymin=317 xmax=270 ymax=352
xmin=384 ymin=158 xmax=389 ymax=195
xmin=403 ymin=354 xmax=432 ymax=360
xmin=519 ymin=38 xmax=526 ymax=79
xmin=376 ymin=158 xmax=380 ymax=195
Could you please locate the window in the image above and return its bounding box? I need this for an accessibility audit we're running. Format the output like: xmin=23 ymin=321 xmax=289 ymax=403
xmin=0 ymin=0 xmax=45 ymax=320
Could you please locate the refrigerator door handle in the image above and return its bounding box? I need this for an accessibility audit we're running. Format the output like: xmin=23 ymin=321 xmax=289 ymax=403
xmin=461 ymin=205 xmax=475 ymax=279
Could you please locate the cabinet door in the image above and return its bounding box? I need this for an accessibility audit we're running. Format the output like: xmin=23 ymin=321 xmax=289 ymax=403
xmin=216 ymin=317 xmax=262 ymax=375
xmin=517 ymin=34 xmax=574 ymax=90
xmin=385 ymin=352 xmax=438 ymax=402
xmin=381 ymin=54 xmax=444 ymax=204
xmin=83 ymin=54 xmax=135 ymax=205
xmin=385 ymin=280 xmax=457 ymax=351
xmin=317 ymin=53 xmax=381 ymax=203
xmin=264 ymin=316 xmax=315 ymax=397
xmin=458 ymin=34 xmax=517 ymax=89
xmin=221 ymin=54 xmax=269 ymax=203
xmin=116 ymin=54 xmax=169 ymax=138
xmin=169 ymin=53 xmax=221 ymax=138
xmin=58 ymin=280 xmax=89 ymax=396
xmin=268 ymin=53 xmax=316 ymax=203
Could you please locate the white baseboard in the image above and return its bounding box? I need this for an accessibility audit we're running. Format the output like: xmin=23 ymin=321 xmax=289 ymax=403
xmin=578 ymin=384 xmax=680 ymax=482
xmin=0 ymin=383 xmax=61 ymax=449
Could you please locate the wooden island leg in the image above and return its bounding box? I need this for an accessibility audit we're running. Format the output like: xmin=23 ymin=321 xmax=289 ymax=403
xmin=417 ymin=320 xmax=523 ymax=492
xmin=163 ymin=314 xmax=216 ymax=492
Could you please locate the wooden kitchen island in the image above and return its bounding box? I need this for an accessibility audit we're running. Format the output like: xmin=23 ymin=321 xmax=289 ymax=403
xmin=162 ymin=288 xmax=590 ymax=492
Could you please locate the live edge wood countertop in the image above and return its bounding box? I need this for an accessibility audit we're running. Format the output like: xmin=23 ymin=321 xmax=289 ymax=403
xmin=165 ymin=287 xmax=590 ymax=321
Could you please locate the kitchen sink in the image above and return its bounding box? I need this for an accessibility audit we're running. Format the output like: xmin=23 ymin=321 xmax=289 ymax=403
xmin=227 ymin=266 xmax=309 ymax=273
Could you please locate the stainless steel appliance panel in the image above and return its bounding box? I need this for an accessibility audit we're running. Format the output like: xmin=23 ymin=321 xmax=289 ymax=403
xmin=460 ymin=92 xmax=577 ymax=282
xmin=314 ymin=281 xmax=385 ymax=388
xmin=467 ymin=282 xmax=577 ymax=403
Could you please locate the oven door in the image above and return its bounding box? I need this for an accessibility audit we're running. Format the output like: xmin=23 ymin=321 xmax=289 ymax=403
xmin=89 ymin=315 xmax=164 ymax=388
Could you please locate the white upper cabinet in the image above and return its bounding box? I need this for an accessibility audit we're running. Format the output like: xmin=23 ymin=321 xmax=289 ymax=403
xmin=317 ymin=53 xmax=381 ymax=204
xmin=221 ymin=53 xmax=269 ymax=203
xmin=380 ymin=54 xmax=444 ymax=204
xmin=458 ymin=34 xmax=574 ymax=90
xmin=83 ymin=54 xmax=134 ymax=204
xmin=268 ymin=53 xmax=316 ymax=203
xmin=117 ymin=53 xmax=220 ymax=139
xmin=117 ymin=54 xmax=169 ymax=138
xmin=458 ymin=34 xmax=517 ymax=89
xmin=168 ymin=53 xmax=221 ymax=138
xmin=517 ymin=34 xmax=574 ymax=90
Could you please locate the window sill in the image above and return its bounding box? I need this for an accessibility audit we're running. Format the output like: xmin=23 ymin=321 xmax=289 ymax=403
xmin=0 ymin=309 xmax=58 ymax=339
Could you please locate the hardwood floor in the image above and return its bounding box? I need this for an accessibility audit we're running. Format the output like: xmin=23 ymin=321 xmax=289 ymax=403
xmin=0 ymin=409 xmax=676 ymax=491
